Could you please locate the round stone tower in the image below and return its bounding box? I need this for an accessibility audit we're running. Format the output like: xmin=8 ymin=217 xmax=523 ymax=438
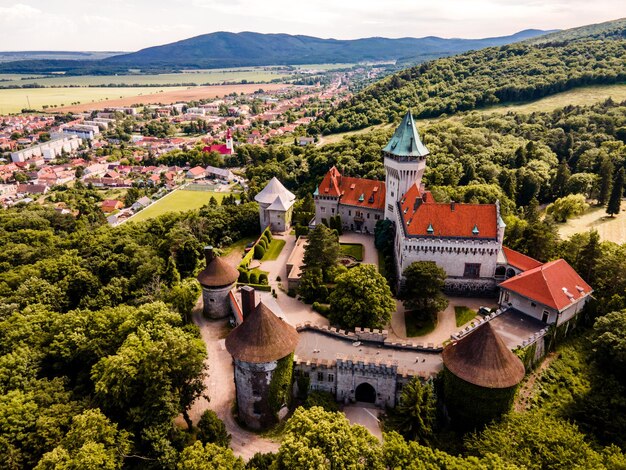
xmin=225 ymin=289 xmax=299 ymax=430
xmin=442 ymin=322 xmax=525 ymax=429
xmin=196 ymin=246 xmax=239 ymax=319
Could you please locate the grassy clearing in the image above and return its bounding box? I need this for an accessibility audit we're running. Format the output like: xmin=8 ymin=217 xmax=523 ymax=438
xmin=317 ymin=123 xmax=394 ymax=146
xmin=479 ymin=83 xmax=626 ymax=116
xmin=223 ymin=236 xmax=256 ymax=257
xmin=339 ymin=243 xmax=364 ymax=261
xmin=454 ymin=306 xmax=477 ymax=327
xmin=128 ymin=189 xmax=235 ymax=223
xmin=557 ymin=200 xmax=626 ymax=243
xmin=0 ymin=86 xmax=186 ymax=113
xmin=0 ymin=69 xmax=292 ymax=88
xmin=261 ymin=239 xmax=286 ymax=261
xmin=405 ymin=310 xmax=437 ymax=337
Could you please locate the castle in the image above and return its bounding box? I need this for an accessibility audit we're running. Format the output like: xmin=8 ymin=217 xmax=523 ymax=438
xmin=314 ymin=111 xmax=505 ymax=294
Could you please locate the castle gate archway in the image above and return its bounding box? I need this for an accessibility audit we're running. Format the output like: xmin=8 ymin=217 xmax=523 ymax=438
xmin=355 ymin=382 xmax=376 ymax=403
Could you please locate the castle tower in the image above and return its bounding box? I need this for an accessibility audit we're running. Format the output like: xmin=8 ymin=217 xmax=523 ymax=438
xmin=442 ymin=322 xmax=525 ymax=429
xmin=225 ymin=288 xmax=299 ymax=429
xmin=383 ymin=111 xmax=429 ymax=221
xmin=196 ymin=246 xmax=239 ymax=319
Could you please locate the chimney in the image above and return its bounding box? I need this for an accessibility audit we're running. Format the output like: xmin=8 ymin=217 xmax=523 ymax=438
xmin=422 ymin=193 xmax=428 ymax=203
xmin=204 ymin=246 xmax=215 ymax=264
xmin=450 ymin=201 xmax=456 ymax=211
xmin=240 ymin=286 xmax=256 ymax=320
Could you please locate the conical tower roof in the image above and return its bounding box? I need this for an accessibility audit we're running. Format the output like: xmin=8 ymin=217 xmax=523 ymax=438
xmin=382 ymin=110 xmax=429 ymax=158
xmin=225 ymin=301 xmax=299 ymax=363
xmin=196 ymin=246 xmax=239 ymax=288
xmin=254 ymin=177 xmax=296 ymax=205
xmin=442 ymin=322 xmax=525 ymax=389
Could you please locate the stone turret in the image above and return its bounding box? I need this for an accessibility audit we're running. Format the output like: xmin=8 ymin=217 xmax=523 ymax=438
xmin=196 ymin=246 xmax=239 ymax=319
xmin=383 ymin=111 xmax=429 ymax=221
xmin=225 ymin=289 xmax=299 ymax=429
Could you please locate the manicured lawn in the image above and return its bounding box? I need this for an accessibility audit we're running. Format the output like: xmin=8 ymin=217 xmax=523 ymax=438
xmin=340 ymin=243 xmax=364 ymax=261
xmin=222 ymin=236 xmax=256 ymax=257
xmin=128 ymin=189 xmax=236 ymax=223
xmin=261 ymin=239 xmax=286 ymax=261
xmin=377 ymin=250 xmax=387 ymax=277
xmin=455 ymin=306 xmax=477 ymax=327
xmin=405 ymin=310 xmax=437 ymax=337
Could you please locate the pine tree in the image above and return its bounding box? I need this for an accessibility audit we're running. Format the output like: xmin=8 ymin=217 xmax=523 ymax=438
xmin=576 ymin=230 xmax=601 ymax=284
xmin=607 ymin=167 xmax=624 ymax=217
xmin=553 ymin=160 xmax=571 ymax=199
xmin=598 ymin=157 xmax=614 ymax=206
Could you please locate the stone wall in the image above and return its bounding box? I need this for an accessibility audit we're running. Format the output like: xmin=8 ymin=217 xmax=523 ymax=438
xmin=201 ymin=283 xmax=235 ymax=319
xmin=234 ymin=358 xmax=278 ymax=430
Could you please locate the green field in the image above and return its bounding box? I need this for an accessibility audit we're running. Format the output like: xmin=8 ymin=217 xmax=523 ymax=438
xmin=0 ymin=68 xmax=292 ymax=88
xmin=339 ymin=243 xmax=364 ymax=261
xmin=405 ymin=310 xmax=437 ymax=337
xmin=261 ymin=239 xmax=286 ymax=261
xmin=0 ymin=86 xmax=186 ymax=114
xmin=454 ymin=306 xmax=477 ymax=327
xmin=482 ymin=83 xmax=626 ymax=115
xmin=128 ymin=189 xmax=236 ymax=223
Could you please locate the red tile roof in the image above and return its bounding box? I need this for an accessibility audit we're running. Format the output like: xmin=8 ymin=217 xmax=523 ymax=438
xmin=499 ymin=259 xmax=592 ymax=311
xmin=317 ymin=166 xmax=385 ymax=210
xmin=502 ymin=247 xmax=543 ymax=272
xmin=203 ymin=144 xmax=232 ymax=155
xmin=400 ymin=183 xmax=497 ymax=239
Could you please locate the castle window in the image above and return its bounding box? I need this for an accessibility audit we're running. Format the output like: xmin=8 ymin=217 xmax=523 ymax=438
xmin=253 ymin=401 xmax=262 ymax=414
xmin=463 ymin=263 xmax=481 ymax=278
xmin=367 ymin=213 xmax=370 ymax=219
xmin=331 ymin=208 xmax=335 ymax=214
xmin=349 ymin=210 xmax=352 ymax=216
xmin=375 ymin=215 xmax=380 ymax=220
xmin=317 ymin=372 xmax=324 ymax=381
xmin=321 ymin=207 xmax=326 ymax=213
xmin=387 ymin=204 xmax=393 ymax=212
xmin=328 ymin=374 xmax=334 ymax=382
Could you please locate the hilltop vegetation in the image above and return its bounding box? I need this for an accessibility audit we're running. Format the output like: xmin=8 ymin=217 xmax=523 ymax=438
xmin=0 ymin=30 xmax=551 ymax=75
xmin=313 ymin=19 xmax=626 ymax=134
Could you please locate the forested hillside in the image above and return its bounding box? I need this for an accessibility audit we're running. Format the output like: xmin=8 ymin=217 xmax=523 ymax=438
xmin=312 ymin=19 xmax=626 ymax=134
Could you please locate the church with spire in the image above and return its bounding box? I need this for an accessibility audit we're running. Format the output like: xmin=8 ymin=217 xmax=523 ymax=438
xmin=314 ymin=111 xmax=505 ymax=294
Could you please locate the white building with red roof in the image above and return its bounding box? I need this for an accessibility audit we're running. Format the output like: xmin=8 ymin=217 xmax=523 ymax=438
xmin=313 ymin=111 xmax=506 ymax=294
xmin=498 ymin=259 xmax=592 ymax=324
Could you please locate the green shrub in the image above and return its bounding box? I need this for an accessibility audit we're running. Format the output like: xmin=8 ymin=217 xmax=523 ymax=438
xmin=254 ymin=244 xmax=265 ymax=259
xmin=312 ymin=302 xmax=331 ymax=315
xmin=264 ymin=228 xmax=273 ymax=241
xmin=249 ymin=272 xmax=259 ymax=284
xmin=295 ymin=225 xmax=309 ymax=238
xmin=259 ymin=238 xmax=268 ymax=249
xmin=303 ymin=391 xmax=339 ymax=412
xmin=259 ymin=273 xmax=268 ymax=285
xmin=287 ymin=288 xmax=297 ymax=297
xmin=197 ymin=409 xmax=230 ymax=447
xmin=238 ymin=268 xmax=249 ymax=283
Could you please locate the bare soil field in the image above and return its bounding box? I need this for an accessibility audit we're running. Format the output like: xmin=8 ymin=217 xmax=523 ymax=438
xmin=56 ymin=83 xmax=291 ymax=112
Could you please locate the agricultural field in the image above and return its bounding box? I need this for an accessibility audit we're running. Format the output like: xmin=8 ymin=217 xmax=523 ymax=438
xmin=128 ymin=189 xmax=238 ymax=223
xmin=0 ymin=86 xmax=185 ymax=114
xmin=0 ymin=68 xmax=293 ymax=88
xmin=55 ymin=83 xmax=291 ymax=113
xmin=557 ymin=201 xmax=626 ymax=244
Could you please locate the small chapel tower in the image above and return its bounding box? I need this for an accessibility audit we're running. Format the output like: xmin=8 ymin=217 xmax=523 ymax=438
xmin=383 ymin=111 xmax=429 ymax=221
xmin=225 ymin=128 xmax=233 ymax=152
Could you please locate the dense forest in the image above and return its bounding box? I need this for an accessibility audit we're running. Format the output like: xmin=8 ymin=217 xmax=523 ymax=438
xmin=311 ymin=19 xmax=626 ymax=134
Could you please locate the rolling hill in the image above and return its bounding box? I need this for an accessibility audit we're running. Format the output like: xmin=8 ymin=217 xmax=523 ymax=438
xmin=312 ymin=18 xmax=626 ymax=134
xmin=0 ymin=29 xmax=551 ymax=74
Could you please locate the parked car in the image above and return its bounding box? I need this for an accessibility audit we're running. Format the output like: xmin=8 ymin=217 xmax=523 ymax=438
xmin=478 ymin=306 xmax=492 ymax=316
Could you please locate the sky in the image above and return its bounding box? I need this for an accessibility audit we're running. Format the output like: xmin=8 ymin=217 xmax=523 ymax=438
xmin=0 ymin=0 xmax=624 ymax=51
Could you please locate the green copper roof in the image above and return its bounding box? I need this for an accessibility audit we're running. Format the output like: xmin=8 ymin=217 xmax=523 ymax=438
xmin=427 ymin=223 xmax=434 ymax=234
xmin=382 ymin=111 xmax=429 ymax=158
xmin=472 ymin=224 xmax=480 ymax=235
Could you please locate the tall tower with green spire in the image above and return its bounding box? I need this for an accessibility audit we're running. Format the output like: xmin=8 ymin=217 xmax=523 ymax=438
xmin=383 ymin=110 xmax=429 ymax=221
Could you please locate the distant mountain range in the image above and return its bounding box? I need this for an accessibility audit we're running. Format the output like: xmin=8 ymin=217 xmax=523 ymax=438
xmin=0 ymin=30 xmax=553 ymax=75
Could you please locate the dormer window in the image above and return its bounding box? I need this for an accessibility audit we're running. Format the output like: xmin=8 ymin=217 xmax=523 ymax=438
xmin=427 ymin=223 xmax=434 ymax=234
xmin=358 ymin=193 xmax=364 ymax=202
xmin=472 ymin=224 xmax=479 ymax=235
